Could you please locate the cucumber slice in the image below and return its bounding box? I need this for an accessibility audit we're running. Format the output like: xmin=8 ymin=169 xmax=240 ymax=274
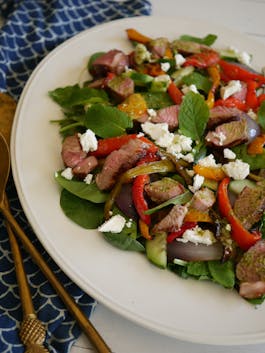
xmin=146 ymin=232 xmax=167 ymax=269
xmin=229 ymin=179 xmax=256 ymax=195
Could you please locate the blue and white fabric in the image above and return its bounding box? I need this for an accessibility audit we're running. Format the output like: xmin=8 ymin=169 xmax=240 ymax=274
xmin=0 ymin=1 xmax=151 ymax=352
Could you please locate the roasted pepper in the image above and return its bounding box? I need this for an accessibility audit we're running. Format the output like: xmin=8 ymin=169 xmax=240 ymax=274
xmin=126 ymin=28 xmax=151 ymax=44
xmin=206 ymin=65 xmax=221 ymax=108
xmin=167 ymin=80 xmax=183 ymax=105
xmin=247 ymin=134 xmax=265 ymax=155
xmin=183 ymin=50 xmax=220 ymax=69
xmin=217 ymin=177 xmax=261 ymax=250
xmin=167 ymin=222 xmax=197 ymax=243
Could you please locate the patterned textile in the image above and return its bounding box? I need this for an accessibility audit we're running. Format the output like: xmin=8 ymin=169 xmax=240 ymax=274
xmin=0 ymin=1 xmax=151 ymax=352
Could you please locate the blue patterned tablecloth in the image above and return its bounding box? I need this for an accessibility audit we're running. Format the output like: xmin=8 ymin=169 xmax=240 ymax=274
xmin=0 ymin=1 xmax=151 ymax=352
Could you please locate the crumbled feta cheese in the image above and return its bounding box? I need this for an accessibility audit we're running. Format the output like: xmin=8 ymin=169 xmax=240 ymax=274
xmin=189 ymin=174 xmax=204 ymax=193
xmin=141 ymin=121 xmax=173 ymax=148
xmin=174 ymin=152 xmax=194 ymax=163
xmin=222 ymin=159 xmax=250 ymax=180
xmin=61 ymin=167 xmax=73 ymax=180
xmin=136 ymin=132 xmax=144 ymax=138
xmin=84 ymin=173 xmax=93 ymax=184
xmin=186 ymin=169 xmax=195 ymax=177
xmin=210 ymin=131 xmax=226 ymax=146
xmin=167 ymin=134 xmax=193 ymax=154
xmin=198 ymin=154 xmax=221 ymax=168
xmin=175 ymin=53 xmax=186 ymax=68
xmin=126 ymin=219 xmax=133 ymax=228
xmin=225 ymin=224 xmax=232 ymax=232
xmin=154 ymin=74 xmax=171 ymax=84
xmin=147 ymin=108 xmax=157 ymax=117
xmin=98 ymin=215 xmax=126 ymax=233
xmin=223 ymin=148 xmax=236 ymax=160
xmin=178 ymin=225 xmax=216 ymax=245
xmin=78 ymin=129 xmax=98 ymax=152
xmin=220 ymin=80 xmax=242 ymax=100
xmin=182 ymin=84 xmax=199 ymax=95
xmin=227 ymin=46 xmax=252 ymax=66
xmin=134 ymin=43 xmax=151 ymax=65
xmin=161 ymin=62 xmax=170 ymax=72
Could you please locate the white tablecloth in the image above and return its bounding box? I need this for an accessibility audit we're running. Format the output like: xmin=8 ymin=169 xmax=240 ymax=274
xmin=72 ymin=0 xmax=265 ymax=352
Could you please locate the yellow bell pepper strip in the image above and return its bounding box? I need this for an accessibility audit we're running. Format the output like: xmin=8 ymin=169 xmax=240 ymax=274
xmin=104 ymin=159 xmax=176 ymax=219
xmin=206 ymin=65 xmax=220 ymax=109
xmin=219 ymin=59 xmax=265 ymax=85
xmin=193 ymin=164 xmax=226 ymax=181
xmin=247 ymin=134 xmax=265 ymax=155
xmin=139 ymin=218 xmax=152 ymax=240
xmin=117 ymin=93 xmax=148 ymax=119
xmin=167 ymin=81 xmax=183 ymax=105
xmin=184 ymin=208 xmax=213 ymax=223
xmin=183 ymin=49 xmax=220 ymax=69
xmin=217 ymin=177 xmax=261 ymax=250
xmin=145 ymin=62 xmax=166 ymax=77
xmin=126 ymin=28 xmax=152 ymax=44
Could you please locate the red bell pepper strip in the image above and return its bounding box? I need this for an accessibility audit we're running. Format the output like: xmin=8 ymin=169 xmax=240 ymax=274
xmin=258 ymin=94 xmax=265 ymax=105
xmin=245 ymin=80 xmax=259 ymax=110
xmin=183 ymin=50 xmax=220 ymax=69
xmin=167 ymin=222 xmax=197 ymax=243
xmin=217 ymin=177 xmax=261 ymax=250
xmin=90 ymin=134 xmax=158 ymax=158
xmin=214 ymin=97 xmax=247 ymax=111
xmin=219 ymin=60 xmax=265 ymax=85
xmin=132 ymin=153 xmax=160 ymax=226
xmin=167 ymin=81 xmax=183 ymax=105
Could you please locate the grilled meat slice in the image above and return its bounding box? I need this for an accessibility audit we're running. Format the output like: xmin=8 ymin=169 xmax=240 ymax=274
xmin=145 ymin=177 xmax=185 ymax=203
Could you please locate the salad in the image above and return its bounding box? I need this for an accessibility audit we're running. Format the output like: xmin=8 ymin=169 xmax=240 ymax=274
xmin=50 ymin=28 xmax=265 ymax=304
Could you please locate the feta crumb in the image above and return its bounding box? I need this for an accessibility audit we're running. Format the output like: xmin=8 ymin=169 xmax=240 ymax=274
xmin=78 ymin=129 xmax=98 ymax=152
xmin=238 ymin=51 xmax=252 ymax=66
xmin=189 ymin=174 xmax=204 ymax=193
xmin=225 ymin=224 xmax=232 ymax=232
xmin=147 ymin=108 xmax=157 ymax=117
xmin=98 ymin=215 xmax=126 ymax=233
xmin=222 ymin=159 xmax=250 ymax=180
xmin=175 ymin=152 xmax=194 ymax=163
xmin=141 ymin=121 xmax=173 ymax=148
xmin=198 ymin=154 xmax=221 ymax=168
xmin=178 ymin=225 xmax=216 ymax=245
xmin=211 ymin=131 xmax=226 ymax=146
xmin=175 ymin=53 xmax=186 ymax=68
xmin=220 ymin=80 xmax=242 ymax=100
xmin=136 ymin=132 xmax=144 ymax=138
xmin=134 ymin=43 xmax=151 ymax=65
xmin=161 ymin=62 xmax=170 ymax=72
xmin=61 ymin=167 xmax=73 ymax=180
xmin=167 ymin=134 xmax=193 ymax=154
xmin=223 ymin=148 xmax=236 ymax=160
xmin=126 ymin=219 xmax=133 ymax=228
xmin=182 ymin=84 xmax=199 ymax=95
xmin=186 ymin=169 xmax=195 ymax=177
xmin=84 ymin=173 xmax=93 ymax=184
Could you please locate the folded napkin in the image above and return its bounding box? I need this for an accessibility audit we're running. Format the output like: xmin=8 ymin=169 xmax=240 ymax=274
xmin=0 ymin=1 xmax=151 ymax=352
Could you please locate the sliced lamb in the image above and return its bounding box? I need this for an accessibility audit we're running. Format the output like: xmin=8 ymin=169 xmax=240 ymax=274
xmin=107 ymin=76 xmax=134 ymax=102
xmin=96 ymin=139 xmax=150 ymax=191
xmin=189 ymin=187 xmax=216 ymax=212
xmin=90 ymin=49 xmax=129 ymax=77
xmin=233 ymin=184 xmax=265 ymax=230
xmin=147 ymin=37 xmax=170 ymax=58
xmin=72 ymin=156 xmax=98 ymax=179
xmin=61 ymin=134 xmax=87 ymax=168
xmin=170 ymin=39 xmax=205 ymax=54
xmin=151 ymin=105 xmax=179 ymax=130
xmin=207 ymin=106 xmax=242 ymax=129
xmin=145 ymin=177 xmax=185 ymax=203
xmin=205 ymin=119 xmax=248 ymax=148
xmin=236 ymin=240 xmax=265 ymax=283
xmin=152 ymin=205 xmax=188 ymax=233
xmin=236 ymin=240 xmax=265 ymax=298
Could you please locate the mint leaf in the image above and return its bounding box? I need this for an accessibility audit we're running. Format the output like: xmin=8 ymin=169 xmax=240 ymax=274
xmin=49 ymin=85 xmax=108 ymax=109
xmin=84 ymin=104 xmax=133 ymax=138
xmin=55 ymin=172 xmax=108 ymax=203
xmin=182 ymin=72 xmax=212 ymax=94
xmin=258 ymin=100 xmax=265 ymax=131
xmin=179 ymin=34 xmax=217 ymax=46
xmin=178 ymin=91 xmax=209 ymax=141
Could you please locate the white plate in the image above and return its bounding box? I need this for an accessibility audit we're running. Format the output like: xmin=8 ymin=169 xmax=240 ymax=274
xmin=11 ymin=16 xmax=265 ymax=345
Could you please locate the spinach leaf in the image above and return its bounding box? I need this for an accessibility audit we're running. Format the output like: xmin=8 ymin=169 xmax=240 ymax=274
xmin=87 ymin=52 xmax=105 ymax=71
xmin=182 ymin=72 xmax=212 ymax=94
xmin=187 ymin=261 xmax=210 ymax=279
xmin=142 ymin=92 xmax=173 ymax=109
xmin=259 ymin=213 xmax=265 ymax=239
xmin=258 ymin=100 xmax=265 ymax=131
xmin=247 ymin=295 xmax=265 ymax=305
xmin=179 ymin=33 xmax=217 ymax=46
xmin=103 ymin=231 xmax=144 ymax=252
xmin=145 ymin=191 xmax=192 ymax=215
xmin=178 ymin=91 xmax=209 ymax=141
xmin=193 ymin=142 xmax=207 ymax=163
xmin=84 ymin=104 xmax=133 ymax=138
xmin=208 ymin=260 xmax=235 ymax=288
xmin=60 ymin=189 xmax=104 ymax=228
xmin=49 ymin=85 xmax=109 ymax=109
xmin=55 ymin=172 xmax=108 ymax=203
xmin=232 ymin=144 xmax=265 ymax=170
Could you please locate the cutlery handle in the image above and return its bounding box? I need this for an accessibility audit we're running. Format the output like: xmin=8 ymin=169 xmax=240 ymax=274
xmin=1 ymin=205 xmax=112 ymax=353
